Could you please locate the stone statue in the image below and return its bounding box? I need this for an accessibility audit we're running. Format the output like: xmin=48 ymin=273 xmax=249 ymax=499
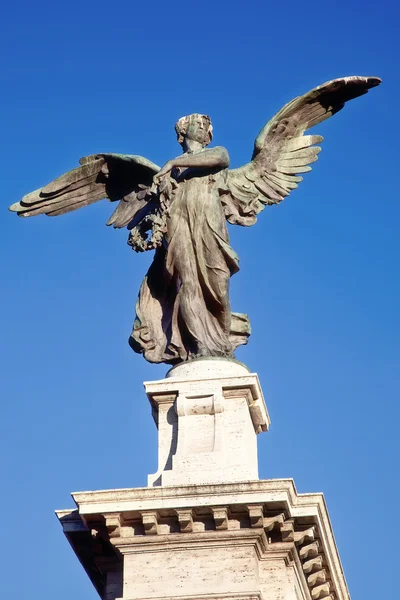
xmin=10 ymin=76 xmax=381 ymax=364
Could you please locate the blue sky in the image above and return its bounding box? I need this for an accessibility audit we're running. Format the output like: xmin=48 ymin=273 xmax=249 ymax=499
xmin=0 ymin=0 xmax=398 ymax=598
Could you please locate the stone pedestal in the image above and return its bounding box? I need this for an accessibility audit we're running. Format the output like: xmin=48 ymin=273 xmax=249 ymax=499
xmin=56 ymin=359 xmax=349 ymax=600
xmin=146 ymin=358 xmax=270 ymax=486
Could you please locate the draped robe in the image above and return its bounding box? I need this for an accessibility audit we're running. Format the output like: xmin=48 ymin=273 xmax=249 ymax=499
xmin=129 ymin=162 xmax=247 ymax=364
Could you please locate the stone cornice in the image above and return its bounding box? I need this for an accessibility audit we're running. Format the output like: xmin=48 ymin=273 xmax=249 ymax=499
xmin=58 ymin=479 xmax=349 ymax=600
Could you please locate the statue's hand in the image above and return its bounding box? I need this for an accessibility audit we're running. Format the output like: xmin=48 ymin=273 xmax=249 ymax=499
xmin=153 ymin=161 xmax=173 ymax=185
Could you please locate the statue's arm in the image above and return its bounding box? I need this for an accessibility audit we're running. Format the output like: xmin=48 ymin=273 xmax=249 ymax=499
xmin=155 ymin=147 xmax=229 ymax=181
xmin=172 ymin=146 xmax=229 ymax=169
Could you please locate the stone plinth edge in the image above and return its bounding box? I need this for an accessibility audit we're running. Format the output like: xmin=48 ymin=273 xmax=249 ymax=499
xmin=166 ymin=357 xmax=250 ymax=379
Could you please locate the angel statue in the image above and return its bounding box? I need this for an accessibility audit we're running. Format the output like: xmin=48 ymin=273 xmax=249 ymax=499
xmin=10 ymin=76 xmax=381 ymax=364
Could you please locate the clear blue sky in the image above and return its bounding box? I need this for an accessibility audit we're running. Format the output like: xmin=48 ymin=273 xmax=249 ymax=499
xmin=0 ymin=1 xmax=398 ymax=598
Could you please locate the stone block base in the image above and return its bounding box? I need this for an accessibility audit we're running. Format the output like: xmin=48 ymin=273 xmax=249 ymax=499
xmin=57 ymin=479 xmax=349 ymax=600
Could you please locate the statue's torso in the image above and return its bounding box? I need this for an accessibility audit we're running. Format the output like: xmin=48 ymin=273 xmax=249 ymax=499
xmin=166 ymin=167 xmax=228 ymax=244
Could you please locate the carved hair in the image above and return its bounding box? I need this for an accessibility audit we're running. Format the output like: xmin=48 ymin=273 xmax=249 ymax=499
xmin=175 ymin=113 xmax=213 ymax=146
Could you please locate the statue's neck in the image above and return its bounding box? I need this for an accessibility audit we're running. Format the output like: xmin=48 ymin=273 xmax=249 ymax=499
xmin=182 ymin=139 xmax=203 ymax=154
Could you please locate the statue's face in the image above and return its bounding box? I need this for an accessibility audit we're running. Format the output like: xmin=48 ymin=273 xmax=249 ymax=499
xmin=185 ymin=115 xmax=211 ymax=146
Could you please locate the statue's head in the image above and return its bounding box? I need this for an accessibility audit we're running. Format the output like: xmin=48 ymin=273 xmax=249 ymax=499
xmin=175 ymin=113 xmax=213 ymax=147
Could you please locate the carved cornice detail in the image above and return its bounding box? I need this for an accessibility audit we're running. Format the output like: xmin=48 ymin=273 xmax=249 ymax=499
xmin=211 ymin=507 xmax=229 ymax=530
xmin=175 ymin=509 xmax=194 ymax=533
xmin=62 ymin=498 xmax=341 ymax=600
xmin=295 ymin=531 xmax=334 ymax=600
xmin=140 ymin=511 xmax=159 ymax=536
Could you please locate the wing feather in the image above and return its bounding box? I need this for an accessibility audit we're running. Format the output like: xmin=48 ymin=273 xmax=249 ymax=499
xmin=253 ymin=179 xmax=283 ymax=200
xmin=9 ymin=153 xmax=160 ymax=229
xmin=222 ymin=76 xmax=381 ymax=226
xmin=285 ymin=135 xmax=324 ymax=152
xmin=280 ymin=147 xmax=321 ymax=162
xmin=40 ymin=158 xmax=106 ymax=195
xmin=277 ymin=152 xmax=320 ymax=167
xmin=106 ymin=195 xmax=150 ymax=228
xmin=47 ymin=190 xmax=110 ymax=216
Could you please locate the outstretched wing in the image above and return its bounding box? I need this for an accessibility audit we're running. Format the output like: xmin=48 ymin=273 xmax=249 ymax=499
xmin=221 ymin=76 xmax=381 ymax=226
xmin=9 ymin=153 xmax=160 ymax=229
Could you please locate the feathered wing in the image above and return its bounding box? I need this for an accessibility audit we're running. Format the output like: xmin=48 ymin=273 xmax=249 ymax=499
xmin=9 ymin=153 xmax=160 ymax=229
xmin=220 ymin=76 xmax=381 ymax=226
